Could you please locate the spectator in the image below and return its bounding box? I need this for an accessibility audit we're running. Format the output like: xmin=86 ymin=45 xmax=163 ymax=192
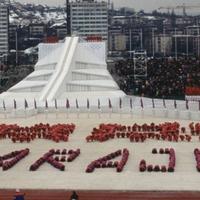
xmin=111 ymin=57 xmax=200 ymax=99
xmin=13 ymin=189 xmax=25 ymax=200
xmin=70 ymin=191 xmax=79 ymax=200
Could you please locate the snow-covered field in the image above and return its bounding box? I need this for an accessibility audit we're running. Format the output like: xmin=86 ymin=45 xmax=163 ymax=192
xmin=0 ymin=112 xmax=199 ymax=191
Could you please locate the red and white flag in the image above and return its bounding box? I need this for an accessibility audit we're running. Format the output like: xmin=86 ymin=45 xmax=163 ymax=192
xmin=119 ymin=98 xmax=122 ymax=109
xmin=55 ymin=99 xmax=58 ymax=109
xmin=98 ymin=99 xmax=100 ymax=110
xmin=140 ymin=98 xmax=143 ymax=109
xmin=66 ymin=98 xmax=70 ymax=109
xmin=87 ymin=99 xmax=90 ymax=110
xmin=109 ymin=98 xmax=112 ymax=109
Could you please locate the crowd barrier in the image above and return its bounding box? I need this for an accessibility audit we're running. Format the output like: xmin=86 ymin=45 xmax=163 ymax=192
xmin=0 ymin=96 xmax=199 ymax=120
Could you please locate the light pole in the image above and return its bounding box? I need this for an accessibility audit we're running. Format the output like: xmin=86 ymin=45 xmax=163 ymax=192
xmin=163 ymin=28 xmax=166 ymax=57
xmin=152 ymin=28 xmax=156 ymax=58
xmin=15 ymin=28 xmax=18 ymax=66
xmin=174 ymin=28 xmax=178 ymax=60
xmin=129 ymin=28 xmax=132 ymax=58
xmin=186 ymin=27 xmax=189 ymax=58
xmin=197 ymin=27 xmax=200 ymax=58
xmin=140 ymin=28 xmax=143 ymax=50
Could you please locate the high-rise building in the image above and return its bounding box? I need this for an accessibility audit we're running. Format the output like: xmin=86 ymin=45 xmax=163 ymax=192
xmin=69 ymin=0 xmax=108 ymax=41
xmin=0 ymin=2 xmax=9 ymax=61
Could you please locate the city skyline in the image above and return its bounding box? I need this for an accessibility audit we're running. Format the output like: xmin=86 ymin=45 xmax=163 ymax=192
xmin=18 ymin=0 xmax=200 ymax=13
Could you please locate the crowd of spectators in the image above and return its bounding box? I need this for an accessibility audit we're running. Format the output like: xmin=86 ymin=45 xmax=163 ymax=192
xmin=111 ymin=57 xmax=200 ymax=99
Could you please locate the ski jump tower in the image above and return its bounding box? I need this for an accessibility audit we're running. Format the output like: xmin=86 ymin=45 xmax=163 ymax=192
xmin=0 ymin=37 xmax=125 ymax=108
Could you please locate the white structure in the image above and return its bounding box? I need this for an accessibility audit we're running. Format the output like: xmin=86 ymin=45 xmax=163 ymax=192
xmin=0 ymin=2 xmax=9 ymax=61
xmin=0 ymin=36 xmax=199 ymax=121
xmin=70 ymin=0 xmax=108 ymax=41
xmin=0 ymin=36 xmax=125 ymax=110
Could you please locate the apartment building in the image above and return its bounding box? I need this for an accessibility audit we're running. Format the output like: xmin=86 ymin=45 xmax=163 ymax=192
xmin=69 ymin=0 xmax=108 ymax=41
xmin=0 ymin=2 xmax=9 ymax=61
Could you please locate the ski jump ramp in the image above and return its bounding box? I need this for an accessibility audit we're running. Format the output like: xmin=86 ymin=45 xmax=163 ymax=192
xmin=0 ymin=37 xmax=125 ymax=109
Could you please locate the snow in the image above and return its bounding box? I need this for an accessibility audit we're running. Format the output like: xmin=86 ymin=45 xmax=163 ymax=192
xmin=0 ymin=113 xmax=199 ymax=191
xmin=9 ymin=80 xmax=48 ymax=91
xmin=72 ymin=69 xmax=111 ymax=76
xmin=9 ymin=2 xmax=66 ymax=26
xmin=68 ymin=80 xmax=118 ymax=88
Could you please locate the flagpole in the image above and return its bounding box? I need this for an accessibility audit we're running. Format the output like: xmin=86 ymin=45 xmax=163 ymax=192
xmin=66 ymin=98 xmax=70 ymax=118
xmin=163 ymin=98 xmax=166 ymax=109
xmin=3 ymin=100 xmax=6 ymax=119
xmin=130 ymin=97 xmax=133 ymax=118
xmin=76 ymin=99 xmax=79 ymax=119
xmin=24 ymin=99 xmax=28 ymax=118
xmin=108 ymin=98 xmax=112 ymax=119
xmin=55 ymin=99 xmax=58 ymax=119
xmin=33 ymin=99 xmax=37 ymax=120
xmin=87 ymin=98 xmax=90 ymax=119
xmin=45 ymin=99 xmax=48 ymax=119
xmin=98 ymin=98 xmax=101 ymax=119
xmin=119 ymin=97 xmax=122 ymax=119
xmin=186 ymin=100 xmax=189 ymax=110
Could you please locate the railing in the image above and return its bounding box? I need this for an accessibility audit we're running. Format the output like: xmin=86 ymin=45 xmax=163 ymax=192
xmin=0 ymin=96 xmax=200 ymax=120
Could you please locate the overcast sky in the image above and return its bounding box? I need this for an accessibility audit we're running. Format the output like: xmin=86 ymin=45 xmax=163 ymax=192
xmin=18 ymin=0 xmax=200 ymax=13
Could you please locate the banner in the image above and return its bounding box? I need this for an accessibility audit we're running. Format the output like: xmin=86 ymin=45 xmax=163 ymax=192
xmin=185 ymin=87 xmax=200 ymax=95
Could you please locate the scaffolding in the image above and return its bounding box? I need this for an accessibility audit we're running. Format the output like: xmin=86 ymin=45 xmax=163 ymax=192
xmin=133 ymin=50 xmax=147 ymax=81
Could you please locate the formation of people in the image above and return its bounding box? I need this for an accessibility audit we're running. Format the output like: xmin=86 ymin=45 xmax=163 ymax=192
xmin=111 ymin=57 xmax=200 ymax=99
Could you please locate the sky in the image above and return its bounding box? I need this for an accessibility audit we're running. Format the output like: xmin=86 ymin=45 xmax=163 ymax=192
xmin=18 ymin=0 xmax=200 ymax=13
